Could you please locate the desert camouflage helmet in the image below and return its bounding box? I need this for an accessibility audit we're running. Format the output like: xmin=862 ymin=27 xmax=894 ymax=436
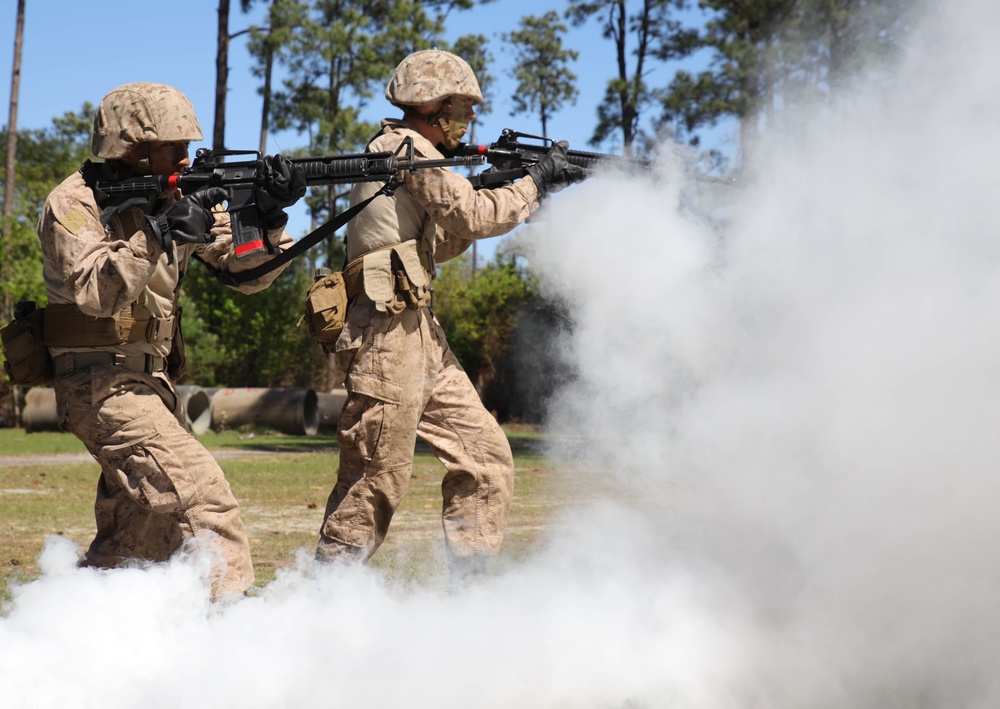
xmin=385 ymin=49 xmax=483 ymax=107
xmin=91 ymin=82 xmax=203 ymax=159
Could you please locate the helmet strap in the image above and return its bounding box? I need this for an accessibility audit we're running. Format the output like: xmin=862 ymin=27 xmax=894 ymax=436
xmin=135 ymin=144 xmax=151 ymax=173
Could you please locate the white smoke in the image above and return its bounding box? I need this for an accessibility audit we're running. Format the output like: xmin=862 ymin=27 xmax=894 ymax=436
xmin=6 ymin=2 xmax=1000 ymax=707
xmin=526 ymin=0 xmax=1000 ymax=705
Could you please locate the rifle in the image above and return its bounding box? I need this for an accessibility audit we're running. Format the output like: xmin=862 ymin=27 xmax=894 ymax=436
xmin=90 ymin=137 xmax=484 ymax=258
xmin=457 ymin=128 xmax=735 ymax=189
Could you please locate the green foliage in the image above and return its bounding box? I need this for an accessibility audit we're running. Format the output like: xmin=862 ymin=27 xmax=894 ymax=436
xmin=432 ymin=253 xmax=478 ymax=372
xmin=2 ymin=105 xmax=94 ymax=220
xmin=1 ymin=105 xmax=94 ymax=319
xmin=433 ymin=251 xmax=572 ymax=422
xmin=434 ymin=254 xmax=531 ymax=384
xmin=0 ymin=219 xmax=44 ymax=309
xmin=176 ymin=300 xmax=228 ymax=386
xmin=181 ymin=261 xmax=330 ymax=388
xmin=503 ymin=11 xmax=579 ymax=137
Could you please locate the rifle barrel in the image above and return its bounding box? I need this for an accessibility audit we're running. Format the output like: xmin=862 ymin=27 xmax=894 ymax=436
xmin=462 ymin=139 xmax=734 ymax=186
xmin=459 ymin=142 xmax=652 ymax=171
xmin=291 ymin=152 xmax=484 ymax=186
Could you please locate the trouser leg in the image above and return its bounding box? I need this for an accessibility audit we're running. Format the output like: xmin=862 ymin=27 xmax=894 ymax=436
xmin=84 ymin=472 xmax=183 ymax=564
xmin=57 ymin=368 xmax=254 ymax=599
xmin=417 ymin=319 xmax=514 ymax=565
xmin=316 ymin=391 xmax=418 ymax=561
xmin=317 ymin=309 xmax=424 ymax=562
xmin=317 ymin=307 xmax=514 ymax=573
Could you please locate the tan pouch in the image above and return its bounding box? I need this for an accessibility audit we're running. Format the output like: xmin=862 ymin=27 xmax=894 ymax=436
xmin=362 ymin=252 xmax=394 ymax=312
xmin=303 ymin=271 xmax=349 ymax=353
xmin=1 ymin=302 xmax=54 ymax=386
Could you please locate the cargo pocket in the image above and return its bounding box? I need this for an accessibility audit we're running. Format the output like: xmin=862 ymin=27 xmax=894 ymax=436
xmin=91 ymin=395 xmax=192 ymax=516
xmin=335 ymin=302 xmax=374 ymax=355
xmin=342 ymin=373 xmax=402 ymax=463
xmin=97 ymin=433 xmax=184 ymax=516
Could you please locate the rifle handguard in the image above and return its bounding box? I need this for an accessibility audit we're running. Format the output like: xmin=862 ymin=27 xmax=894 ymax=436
xmin=461 ymin=129 xmax=735 ymax=188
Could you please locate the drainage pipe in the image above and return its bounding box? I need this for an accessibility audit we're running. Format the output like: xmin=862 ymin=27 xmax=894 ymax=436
xmin=21 ymin=387 xmax=58 ymax=432
xmin=22 ymin=385 xmax=214 ymax=435
xmin=316 ymin=388 xmax=348 ymax=434
xmin=210 ymin=387 xmax=319 ymax=436
xmin=174 ymin=385 xmax=212 ymax=435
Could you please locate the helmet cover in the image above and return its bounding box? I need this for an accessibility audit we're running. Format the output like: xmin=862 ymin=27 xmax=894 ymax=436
xmin=92 ymin=82 xmax=203 ymax=159
xmin=385 ymin=49 xmax=483 ymax=107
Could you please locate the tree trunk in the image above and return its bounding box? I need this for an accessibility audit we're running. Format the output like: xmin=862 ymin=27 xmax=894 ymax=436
xmin=2 ymin=0 xmax=26 ymax=428
xmin=214 ymin=0 xmax=230 ymax=150
xmin=258 ymin=38 xmax=274 ymax=154
xmin=3 ymin=0 xmax=26 ymax=310
xmin=613 ymin=0 xmax=632 ymax=150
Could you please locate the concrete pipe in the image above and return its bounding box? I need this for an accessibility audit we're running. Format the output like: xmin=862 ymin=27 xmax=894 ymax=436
xmin=210 ymin=387 xmax=319 ymax=436
xmin=174 ymin=385 xmax=212 ymax=436
xmin=198 ymin=387 xmax=221 ymax=401
xmin=21 ymin=385 xmax=213 ymax=435
xmin=22 ymin=387 xmax=59 ymax=432
xmin=316 ymin=388 xmax=348 ymax=435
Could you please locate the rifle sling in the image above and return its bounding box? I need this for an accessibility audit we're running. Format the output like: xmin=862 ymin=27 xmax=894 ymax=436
xmin=200 ymin=181 xmax=398 ymax=286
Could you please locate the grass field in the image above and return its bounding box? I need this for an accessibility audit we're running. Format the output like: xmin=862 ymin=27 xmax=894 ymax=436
xmin=0 ymin=424 xmax=562 ymax=601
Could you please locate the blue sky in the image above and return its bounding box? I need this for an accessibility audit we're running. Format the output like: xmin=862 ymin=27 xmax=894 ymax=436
xmin=1 ymin=0 xmax=732 ymax=253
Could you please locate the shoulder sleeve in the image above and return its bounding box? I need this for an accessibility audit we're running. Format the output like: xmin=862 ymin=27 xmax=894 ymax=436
xmin=38 ymin=175 xmax=163 ymax=317
xmin=404 ymin=167 xmax=538 ymax=242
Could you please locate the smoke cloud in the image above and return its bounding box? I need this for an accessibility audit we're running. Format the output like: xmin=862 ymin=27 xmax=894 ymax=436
xmin=526 ymin=0 xmax=1000 ymax=705
xmin=5 ymin=2 xmax=1000 ymax=707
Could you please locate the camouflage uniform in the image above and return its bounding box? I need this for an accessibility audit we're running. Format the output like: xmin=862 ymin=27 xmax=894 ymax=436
xmin=316 ymin=112 xmax=539 ymax=571
xmin=38 ymin=83 xmax=295 ymax=600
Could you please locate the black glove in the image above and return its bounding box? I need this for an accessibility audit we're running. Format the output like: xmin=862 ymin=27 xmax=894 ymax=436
xmin=525 ymin=141 xmax=587 ymax=200
xmin=166 ymin=187 xmax=227 ymax=244
xmin=148 ymin=187 xmax=227 ymax=264
xmin=257 ymin=154 xmax=307 ymax=229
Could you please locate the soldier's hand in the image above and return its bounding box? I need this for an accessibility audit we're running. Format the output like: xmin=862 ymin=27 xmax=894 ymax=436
xmin=165 ymin=187 xmax=227 ymax=244
xmin=147 ymin=187 xmax=226 ymax=264
xmin=525 ymin=141 xmax=587 ymax=200
xmin=257 ymin=154 xmax=307 ymax=229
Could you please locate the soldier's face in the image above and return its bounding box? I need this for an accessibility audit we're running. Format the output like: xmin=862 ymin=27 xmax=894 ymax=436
xmin=146 ymin=141 xmax=191 ymax=175
xmin=436 ymin=96 xmax=477 ymax=150
xmin=122 ymin=140 xmax=191 ymax=176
